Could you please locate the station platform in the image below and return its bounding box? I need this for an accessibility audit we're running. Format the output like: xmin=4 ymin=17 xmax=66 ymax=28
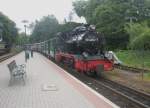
xmin=0 ymin=52 xmax=119 ymax=108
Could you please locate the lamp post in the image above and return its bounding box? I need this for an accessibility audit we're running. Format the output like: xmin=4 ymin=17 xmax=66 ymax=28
xmin=24 ymin=24 xmax=27 ymax=37
xmin=22 ymin=20 xmax=28 ymax=37
xmin=22 ymin=20 xmax=28 ymax=45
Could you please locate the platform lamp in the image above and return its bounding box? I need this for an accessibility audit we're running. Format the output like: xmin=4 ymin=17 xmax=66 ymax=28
xmin=22 ymin=20 xmax=29 ymax=49
xmin=22 ymin=20 xmax=28 ymax=37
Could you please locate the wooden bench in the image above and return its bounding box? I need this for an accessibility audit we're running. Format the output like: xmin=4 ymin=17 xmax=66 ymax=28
xmin=7 ymin=60 xmax=26 ymax=85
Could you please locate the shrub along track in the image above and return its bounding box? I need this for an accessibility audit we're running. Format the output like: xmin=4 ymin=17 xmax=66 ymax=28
xmin=48 ymin=56 xmax=150 ymax=108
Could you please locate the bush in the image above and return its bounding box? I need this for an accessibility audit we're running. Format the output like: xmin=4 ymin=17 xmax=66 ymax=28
xmin=131 ymin=30 xmax=150 ymax=50
xmin=125 ymin=22 xmax=150 ymax=50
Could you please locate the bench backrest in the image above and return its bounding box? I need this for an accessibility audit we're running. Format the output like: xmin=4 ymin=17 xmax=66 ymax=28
xmin=7 ymin=60 xmax=17 ymax=73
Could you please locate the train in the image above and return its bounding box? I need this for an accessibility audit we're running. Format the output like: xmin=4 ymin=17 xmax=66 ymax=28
xmin=28 ymin=25 xmax=114 ymax=76
xmin=0 ymin=42 xmax=11 ymax=56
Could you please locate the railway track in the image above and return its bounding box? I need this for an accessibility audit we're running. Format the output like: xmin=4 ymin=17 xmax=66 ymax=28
xmin=83 ymin=77 xmax=150 ymax=108
xmin=0 ymin=53 xmax=14 ymax=62
xmin=0 ymin=51 xmax=22 ymax=62
xmin=0 ymin=49 xmax=10 ymax=56
xmin=95 ymin=79 xmax=150 ymax=108
xmin=115 ymin=64 xmax=150 ymax=73
xmin=53 ymin=61 xmax=150 ymax=108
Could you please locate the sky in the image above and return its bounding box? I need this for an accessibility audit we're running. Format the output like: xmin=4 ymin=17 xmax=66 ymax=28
xmin=0 ymin=0 xmax=86 ymax=33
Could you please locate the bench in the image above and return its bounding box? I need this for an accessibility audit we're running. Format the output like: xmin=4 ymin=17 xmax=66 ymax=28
xmin=7 ymin=60 xmax=26 ymax=85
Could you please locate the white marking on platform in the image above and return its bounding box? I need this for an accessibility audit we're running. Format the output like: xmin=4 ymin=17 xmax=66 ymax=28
xmin=42 ymin=84 xmax=58 ymax=91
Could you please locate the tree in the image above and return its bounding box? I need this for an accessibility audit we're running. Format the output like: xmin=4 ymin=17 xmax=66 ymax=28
xmin=68 ymin=11 xmax=74 ymax=22
xmin=16 ymin=33 xmax=29 ymax=45
xmin=73 ymin=0 xmax=150 ymax=50
xmin=58 ymin=22 xmax=81 ymax=33
xmin=0 ymin=12 xmax=18 ymax=45
xmin=73 ymin=0 xmax=87 ymax=18
xmin=73 ymin=0 xmax=104 ymax=24
xmin=125 ymin=21 xmax=150 ymax=50
xmin=30 ymin=15 xmax=59 ymax=43
xmin=30 ymin=15 xmax=81 ymax=43
xmin=63 ymin=18 xmax=67 ymax=24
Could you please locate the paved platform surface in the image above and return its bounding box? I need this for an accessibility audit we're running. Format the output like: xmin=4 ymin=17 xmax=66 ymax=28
xmin=0 ymin=52 xmax=119 ymax=108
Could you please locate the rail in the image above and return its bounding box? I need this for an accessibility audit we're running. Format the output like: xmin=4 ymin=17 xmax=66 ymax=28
xmin=114 ymin=64 xmax=150 ymax=73
xmin=97 ymin=79 xmax=150 ymax=108
xmin=0 ymin=51 xmax=22 ymax=62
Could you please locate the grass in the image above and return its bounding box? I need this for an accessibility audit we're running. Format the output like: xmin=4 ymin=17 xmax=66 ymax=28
xmin=115 ymin=50 xmax=150 ymax=70
xmin=116 ymin=50 xmax=150 ymax=69
xmin=144 ymin=72 xmax=150 ymax=81
xmin=0 ymin=44 xmax=5 ymax=48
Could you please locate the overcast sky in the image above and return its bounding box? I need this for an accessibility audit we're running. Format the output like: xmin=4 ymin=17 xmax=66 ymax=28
xmin=0 ymin=0 xmax=86 ymax=32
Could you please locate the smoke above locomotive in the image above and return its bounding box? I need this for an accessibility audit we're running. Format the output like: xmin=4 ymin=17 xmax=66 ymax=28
xmin=55 ymin=24 xmax=105 ymax=56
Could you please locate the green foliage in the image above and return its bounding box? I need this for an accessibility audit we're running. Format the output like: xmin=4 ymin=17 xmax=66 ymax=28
xmin=73 ymin=0 xmax=104 ymax=24
xmin=0 ymin=12 xmax=18 ymax=45
xmin=58 ymin=22 xmax=81 ymax=33
xmin=30 ymin=15 xmax=81 ymax=43
xmin=93 ymin=0 xmax=130 ymax=50
xmin=73 ymin=0 xmax=88 ymax=17
xmin=30 ymin=15 xmax=59 ymax=43
xmin=116 ymin=50 xmax=150 ymax=69
xmin=73 ymin=0 xmax=150 ymax=50
xmin=144 ymin=72 xmax=150 ymax=80
xmin=125 ymin=22 xmax=150 ymax=49
xmin=16 ymin=33 xmax=30 ymax=45
xmin=94 ymin=1 xmax=127 ymax=34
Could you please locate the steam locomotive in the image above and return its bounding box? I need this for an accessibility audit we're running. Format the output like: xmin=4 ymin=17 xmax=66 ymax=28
xmin=30 ymin=25 xmax=114 ymax=76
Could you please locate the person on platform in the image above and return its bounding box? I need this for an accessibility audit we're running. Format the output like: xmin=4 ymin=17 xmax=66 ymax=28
xmin=25 ymin=49 xmax=30 ymax=62
xmin=31 ymin=49 xmax=33 ymax=58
